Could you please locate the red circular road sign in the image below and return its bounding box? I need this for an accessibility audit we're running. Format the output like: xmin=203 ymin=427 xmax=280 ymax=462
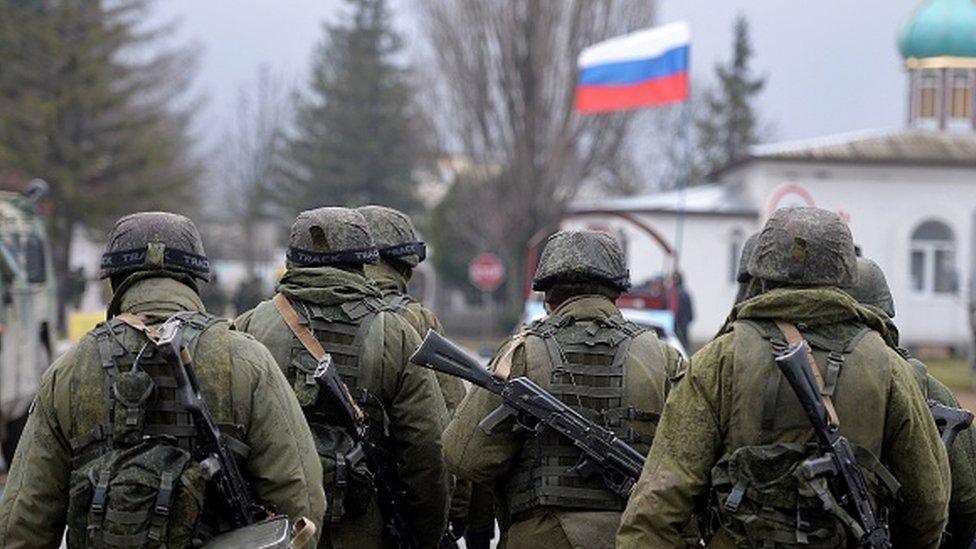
xmin=469 ymin=253 xmax=505 ymax=292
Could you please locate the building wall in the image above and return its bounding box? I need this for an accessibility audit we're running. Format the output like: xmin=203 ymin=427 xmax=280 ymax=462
xmin=736 ymin=160 xmax=976 ymax=349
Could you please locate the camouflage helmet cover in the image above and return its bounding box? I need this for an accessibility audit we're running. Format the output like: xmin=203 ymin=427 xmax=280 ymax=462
xmin=100 ymin=211 xmax=210 ymax=281
xmin=736 ymin=232 xmax=759 ymax=283
xmin=287 ymin=207 xmax=379 ymax=267
xmin=847 ymin=257 xmax=895 ymax=318
xmin=532 ymin=230 xmax=630 ymax=292
xmin=357 ymin=205 xmax=426 ymax=267
xmin=748 ymin=207 xmax=857 ymax=287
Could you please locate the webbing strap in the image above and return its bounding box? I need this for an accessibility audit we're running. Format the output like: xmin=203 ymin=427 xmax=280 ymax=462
xmin=492 ymin=332 xmax=526 ymax=381
xmin=774 ymin=320 xmax=841 ymax=428
xmin=272 ymin=293 xmax=364 ymax=422
xmin=115 ymin=312 xmax=161 ymax=342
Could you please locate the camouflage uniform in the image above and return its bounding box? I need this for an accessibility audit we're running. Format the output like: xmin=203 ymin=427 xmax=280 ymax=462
xmin=848 ymin=258 xmax=976 ymax=549
xmin=235 ymin=207 xmax=450 ymax=549
xmin=443 ymin=231 xmax=685 ymax=549
xmin=0 ymin=212 xmax=325 ymax=548
xmin=618 ymin=207 xmax=950 ymax=548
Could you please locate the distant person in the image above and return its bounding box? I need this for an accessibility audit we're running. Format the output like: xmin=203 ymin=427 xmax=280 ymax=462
xmin=233 ymin=274 xmax=264 ymax=315
xmin=671 ymin=271 xmax=694 ymax=349
xmin=0 ymin=211 xmax=324 ymax=547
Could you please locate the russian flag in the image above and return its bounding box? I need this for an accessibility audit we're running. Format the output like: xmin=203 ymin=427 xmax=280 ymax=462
xmin=576 ymin=22 xmax=690 ymax=114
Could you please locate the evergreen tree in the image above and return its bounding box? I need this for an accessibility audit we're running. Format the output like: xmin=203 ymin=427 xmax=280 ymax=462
xmin=0 ymin=0 xmax=200 ymax=314
xmin=282 ymin=0 xmax=424 ymax=214
xmin=696 ymin=15 xmax=766 ymax=178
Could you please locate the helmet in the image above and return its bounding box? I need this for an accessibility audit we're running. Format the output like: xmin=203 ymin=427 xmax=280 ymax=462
xmin=736 ymin=233 xmax=759 ymax=283
xmin=532 ymin=230 xmax=630 ymax=292
xmin=847 ymin=257 xmax=895 ymax=318
xmin=100 ymin=211 xmax=210 ymax=281
xmin=357 ymin=205 xmax=426 ymax=267
xmin=287 ymin=207 xmax=379 ymax=267
xmin=748 ymin=207 xmax=857 ymax=287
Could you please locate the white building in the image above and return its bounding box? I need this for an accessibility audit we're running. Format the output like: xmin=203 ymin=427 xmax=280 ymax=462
xmin=565 ymin=0 xmax=976 ymax=350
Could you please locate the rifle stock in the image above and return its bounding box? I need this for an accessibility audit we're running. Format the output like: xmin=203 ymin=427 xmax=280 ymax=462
xmin=930 ymin=401 xmax=974 ymax=448
xmin=410 ymin=330 xmax=496 ymax=388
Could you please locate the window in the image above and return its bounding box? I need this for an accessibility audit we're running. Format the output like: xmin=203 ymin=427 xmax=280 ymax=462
xmin=910 ymin=220 xmax=957 ymax=295
xmin=949 ymin=70 xmax=973 ymax=119
xmin=918 ymin=73 xmax=940 ymax=119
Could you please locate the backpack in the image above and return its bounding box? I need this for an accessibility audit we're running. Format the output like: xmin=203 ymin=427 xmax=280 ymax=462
xmin=65 ymin=312 xmax=233 ymax=548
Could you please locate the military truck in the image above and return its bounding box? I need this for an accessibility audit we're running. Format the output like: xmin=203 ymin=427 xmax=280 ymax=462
xmin=0 ymin=180 xmax=56 ymax=468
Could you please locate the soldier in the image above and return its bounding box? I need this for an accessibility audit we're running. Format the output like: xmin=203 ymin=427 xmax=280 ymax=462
xmin=357 ymin=205 xmax=470 ymax=540
xmin=848 ymin=257 xmax=976 ymax=549
xmin=234 ymin=206 xmax=449 ymax=548
xmin=617 ymin=207 xmax=950 ymax=548
xmin=442 ymin=230 xmax=685 ymax=549
xmin=0 ymin=212 xmax=325 ymax=548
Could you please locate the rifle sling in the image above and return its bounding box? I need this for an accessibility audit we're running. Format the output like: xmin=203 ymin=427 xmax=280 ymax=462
xmin=774 ymin=320 xmax=841 ymax=428
xmin=116 ymin=312 xmax=161 ymax=343
xmin=493 ymin=332 xmax=527 ymax=381
xmin=272 ymin=293 xmax=365 ymax=422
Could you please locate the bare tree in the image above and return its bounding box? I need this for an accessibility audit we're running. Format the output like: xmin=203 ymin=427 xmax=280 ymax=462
xmin=417 ymin=0 xmax=653 ymax=311
xmin=221 ymin=67 xmax=288 ymax=277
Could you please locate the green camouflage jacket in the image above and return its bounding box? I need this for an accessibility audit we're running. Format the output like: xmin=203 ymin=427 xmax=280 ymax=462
xmin=0 ymin=275 xmax=325 ymax=548
xmin=235 ymin=267 xmax=450 ymax=549
xmin=617 ymin=287 xmax=950 ymax=548
xmin=443 ymin=295 xmax=685 ymax=549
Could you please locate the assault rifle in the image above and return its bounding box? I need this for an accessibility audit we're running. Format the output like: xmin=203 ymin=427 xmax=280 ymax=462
xmin=313 ymin=354 xmax=421 ymax=549
xmin=929 ymin=401 xmax=974 ymax=448
xmin=776 ymin=342 xmax=891 ymax=549
xmin=157 ymin=317 xmax=268 ymax=529
xmin=410 ymin=330 xmax=645 ymax=498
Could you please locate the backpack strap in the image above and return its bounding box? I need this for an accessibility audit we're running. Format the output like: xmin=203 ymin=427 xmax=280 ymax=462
xmin=775 ymin=320 xmax=841 ymax=428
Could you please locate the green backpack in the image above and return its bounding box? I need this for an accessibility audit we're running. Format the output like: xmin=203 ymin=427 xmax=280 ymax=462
xmin=65 ymin=312 xmax=233 ymax=548
xmin=709 ymin=443 xmax=899 ymax=548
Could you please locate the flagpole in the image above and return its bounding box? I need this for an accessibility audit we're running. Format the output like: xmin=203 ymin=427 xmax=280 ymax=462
xmin=675 ymin=88 xmax=691 ymax=270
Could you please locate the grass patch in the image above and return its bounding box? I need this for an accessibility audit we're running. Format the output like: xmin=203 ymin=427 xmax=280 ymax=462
xmin=926 ymin=359 xmax=972 ymax=393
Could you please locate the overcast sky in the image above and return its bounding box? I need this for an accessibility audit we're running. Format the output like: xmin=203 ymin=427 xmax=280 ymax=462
xmin=154 ymin=0 xmax=921 ymax=153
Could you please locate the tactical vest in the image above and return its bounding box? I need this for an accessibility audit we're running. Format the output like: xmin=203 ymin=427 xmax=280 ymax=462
xmin=278 ymin=295 xmax=389 ymax=523
xmin=66 ymin=311 xmax=250 ymax=547
xmin=504 ymin=314 xmax=666 ymax=516
xmin=708 ymin=320 xmax=901 ymax=547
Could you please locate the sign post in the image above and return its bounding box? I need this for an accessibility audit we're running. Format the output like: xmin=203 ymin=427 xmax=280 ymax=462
xmin=469 ymin=253 xmax=505 ymax=342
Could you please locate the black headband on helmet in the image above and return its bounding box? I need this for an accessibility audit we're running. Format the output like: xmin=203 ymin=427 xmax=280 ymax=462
xmin=533 ymin=272 xmax=631 ymax=292
xmin=100 ymin=247 xmax=210 ymax=276
xmin=287 ymin=246 xmax=380 ymax=267
xmin=379 ymin=241 xmax=427 ymax=262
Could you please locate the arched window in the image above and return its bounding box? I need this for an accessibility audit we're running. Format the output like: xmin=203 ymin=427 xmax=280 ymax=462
xmin=910 ymin=220 xmax=957 ymax=294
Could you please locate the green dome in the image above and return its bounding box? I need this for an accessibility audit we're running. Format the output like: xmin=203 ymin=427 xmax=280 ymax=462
xmin=899 ymin=0 xmax=976 ymax=60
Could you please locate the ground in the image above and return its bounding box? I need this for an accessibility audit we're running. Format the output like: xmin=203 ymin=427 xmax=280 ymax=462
xmin=929 ymin=358 xmax=976 ymax=409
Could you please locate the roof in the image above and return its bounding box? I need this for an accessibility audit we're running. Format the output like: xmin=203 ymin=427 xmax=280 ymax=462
xmin=744 ymin=128 xmax=976 ymax=167
xmin=569 ymin=183 xmax=757 ymax=217
xmin=899 ymin=0 xmax=976 ymax=62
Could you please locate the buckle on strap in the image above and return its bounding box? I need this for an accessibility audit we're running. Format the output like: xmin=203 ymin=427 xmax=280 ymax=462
xmin=724 ymin=480 xmax=747 ymax=513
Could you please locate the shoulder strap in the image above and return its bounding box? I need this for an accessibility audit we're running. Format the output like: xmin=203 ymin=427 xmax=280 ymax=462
xmin=493 ymin=332 xmax=527 ymax=381
xmin=775 ymin=320 xmax=841 ymax=428
xmin=272 ymin=293 xmax=365 ymax=422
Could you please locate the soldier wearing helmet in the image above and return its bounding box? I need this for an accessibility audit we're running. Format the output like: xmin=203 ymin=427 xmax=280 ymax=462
xmin=618 ymin=207 xmax=950 ymax=548
xmin=0 ymin=212 xmax=325 ymax=547
xmin=442 ymin=230 xmax=685 ymax=549
xmin=357 ymin=205 xmax=470 ymax=539
xmin=235 ymin=207 xmax=450 ymax=548
xmin=847 ymin=257 xmax=976 ymax=548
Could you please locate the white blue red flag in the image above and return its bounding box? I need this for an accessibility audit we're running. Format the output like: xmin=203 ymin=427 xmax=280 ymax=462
xmin=575 ymin=21 xmax=690 ymax=113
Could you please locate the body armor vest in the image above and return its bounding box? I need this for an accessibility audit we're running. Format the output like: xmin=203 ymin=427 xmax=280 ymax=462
xmin=504 ymin=314 xmax=662 ymax=516
xmin=707 ymin=319 xmax=901 ymax=547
